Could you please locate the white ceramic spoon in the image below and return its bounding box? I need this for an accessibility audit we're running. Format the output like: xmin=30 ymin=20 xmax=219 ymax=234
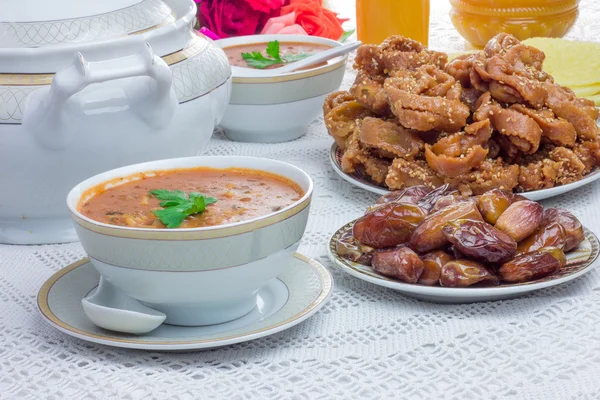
xmin=81 ymin=276 xmax=166 ymax=334
xmin=232 ymin=41 xmax=362 ymax=78
xmin=275 ymin=41 xmax=362 ymax=74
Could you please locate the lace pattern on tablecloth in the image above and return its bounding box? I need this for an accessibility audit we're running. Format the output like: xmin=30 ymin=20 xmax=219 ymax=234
xmin=2 ymin=1 xmax=600 ymax=398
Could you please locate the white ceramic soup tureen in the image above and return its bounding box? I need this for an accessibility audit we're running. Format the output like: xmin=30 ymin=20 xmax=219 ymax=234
xmin=0 ymin=0 xmax=232 ymax=244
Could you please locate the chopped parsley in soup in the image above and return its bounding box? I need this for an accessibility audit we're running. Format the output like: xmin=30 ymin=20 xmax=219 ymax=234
xmin=224 ymin=40 xmax=331 ymax=69
xmin=78 ymin=167 xmax=304 ymax=229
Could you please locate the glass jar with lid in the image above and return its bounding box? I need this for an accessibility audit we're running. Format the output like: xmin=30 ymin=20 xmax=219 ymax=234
xmin=449 ymin=0 xmax=579 ymax=48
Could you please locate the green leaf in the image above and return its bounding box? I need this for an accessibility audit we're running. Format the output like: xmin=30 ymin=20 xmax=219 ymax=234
xmin=339 ymin=28 xmax=355 ymax=43
xmin=149 ymin=189 xmax=218 ymax=228
xmin=241 ymin=51 xmax=281 ymax=69
xmin=187 ymin=195 xmax=206 ymax=215
xmin=266 ymin=40 xmax=281 ymax=61
xmin=190 ymin=193 xmax=217 ymax=205
xmin=152 ymin=207 xmax=189 ymax=229
xmin=241 ymin=41 xmax=316 ymax=69
xmin=150 ymin=189 xmax=188 ymax=202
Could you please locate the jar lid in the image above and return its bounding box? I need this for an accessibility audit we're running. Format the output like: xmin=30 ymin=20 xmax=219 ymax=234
xmin=0 ymin=0 xmax=174 ymax=48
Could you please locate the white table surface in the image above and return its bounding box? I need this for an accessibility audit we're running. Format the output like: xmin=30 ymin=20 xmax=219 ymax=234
xmin=3 ymin=1 xmax=600 ymax=399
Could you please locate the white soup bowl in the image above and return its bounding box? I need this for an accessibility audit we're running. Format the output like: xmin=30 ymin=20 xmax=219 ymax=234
xmin=216 ymin=34 xmax=347 ymax=143
xmin=67 ymin=156 xmax=313 ymax=326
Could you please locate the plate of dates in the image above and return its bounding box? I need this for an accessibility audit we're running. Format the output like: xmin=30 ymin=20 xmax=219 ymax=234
xmin=328 ymin=185 xmax=600 ymax=303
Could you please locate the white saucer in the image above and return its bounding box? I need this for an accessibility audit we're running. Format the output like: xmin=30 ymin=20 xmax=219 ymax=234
xmin=328 ymin=220 xmax=599 ymax=303
xmin=330 ymin=143 xmax=600 ymax=201
xmin=37 ymin=253 xmax=333 ymax=350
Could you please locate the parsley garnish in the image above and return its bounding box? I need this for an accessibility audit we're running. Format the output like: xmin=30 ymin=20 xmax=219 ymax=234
xmin=339 ymin=28 xmax=355 ymax=43
xmin=241 ymin=40 xmax=311 ymax=69
xmin=150 ymin=189 xmax=217 ymax=229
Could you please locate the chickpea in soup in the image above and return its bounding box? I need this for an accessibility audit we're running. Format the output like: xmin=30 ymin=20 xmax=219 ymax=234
xmin=224 ymin=41 xmax=331 ymax=69
xmin=78 ymin=167 xmax=304 ymax=229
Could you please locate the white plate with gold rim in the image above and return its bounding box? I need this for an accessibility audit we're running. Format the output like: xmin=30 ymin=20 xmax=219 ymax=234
xmin=329 ymin=143 xmax=600 ymax=201
xmin=328 ymin=221 xmax=599 ymax=303
xmin=37 ymin=253 xmax=332 ymax=351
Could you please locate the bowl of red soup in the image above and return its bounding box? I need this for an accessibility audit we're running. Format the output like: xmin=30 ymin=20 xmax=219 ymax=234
xmin=67 ymin=156 xmax=313 ymax=326
xmin=216 ymin=34 xmax=347 ymax=143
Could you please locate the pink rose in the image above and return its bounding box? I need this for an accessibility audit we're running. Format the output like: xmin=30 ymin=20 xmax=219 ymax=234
xmin=261 ymin=12 xmax=308 ymax=35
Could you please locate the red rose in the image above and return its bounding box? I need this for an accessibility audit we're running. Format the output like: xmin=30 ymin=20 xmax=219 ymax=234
xmin=245 ymin=0 xmax=285 ymax=13
xmin=198 ymin=0 xmax=262 ymax=38
xmin=280 ymin=0 xmax=348 ymax=40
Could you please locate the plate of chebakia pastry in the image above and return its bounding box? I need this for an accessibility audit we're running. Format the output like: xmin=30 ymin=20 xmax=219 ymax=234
xmin=325 ymin=33 xmax=600 ymax=201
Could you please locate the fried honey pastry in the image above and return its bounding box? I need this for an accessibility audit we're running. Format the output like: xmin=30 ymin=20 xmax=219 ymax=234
xmin=387 ymin=65 xmax=456 ymax=96
xmin=420 ymin=66 xmax=461 ymax=98
xmin=359 ymin=117 xmax=425 ymax=159
xmin=354 ymin=44 xmax=387 ymax=77
xmin=385 ymin=158 xmax=444 ymax=190
xmin=485 ymin=55 xmax=547 ymax=108
xmin=378 ymin=36 xmax=447 ymax=73
xmin=445 ymin=52 xmax=490 ymax=94
xmin=487 ymin=138 xmax=501 ymax=159
xmin=573 ymin=140 xmax=600 ymax=174
xmin=483 ymin=33 xmax=521 ymax=57
xmin=323 ymin=91 xmax=355 ymax=117
xmin=510 ymin=104 xmax=577 ymax=148
xmin=444 ymin=54 xmax=473 ymax=88
xmin=425 ymin=120 xmax=493 ymax=177
xmin=354 ymin=36 xmax=425 ymax=76
xmin=482 ymin=35 xmax=550 ymax=107
xmin=544 ymin=82 xmax=600 ymax=141
xmin=518 ymin=159 xmax=560 ymax=191
xmin=445 ymin=159 xmax=520 ymax=195
xmin=341 ymin=131 xmax=391 ymax=184
xmin=572 ymin=97 xmax=599 ymax=120
xmin=474 ymin=92 xmax=542 ymax=154
xmin=451 ymin=35 xmax=549 ymax=109
xmin=461 ymin=87 xmax=485 ymax=112
xmin=494 ymin=134 xmax=522 ymax=163
xmin=549 ymin=146 xmax=586 ymax=185
xmin=325 ymin=100 xmax=374 ymax=150
xmin=349 ymin=72 xmax=389 ymax=115
xmin=354 ymin=36 xmax=446 ymax=76
xmin=385 ymin=78 xmax=469 ymax=132
xmin=517 ymin=147 xmax=584 ymax=190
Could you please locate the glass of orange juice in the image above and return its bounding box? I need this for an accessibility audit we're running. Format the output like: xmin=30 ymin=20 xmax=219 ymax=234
xmin=356 ymin=0 xmax=430 ymax=46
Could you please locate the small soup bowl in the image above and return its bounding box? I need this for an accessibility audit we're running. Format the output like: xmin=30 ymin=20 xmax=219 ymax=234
xmin=67 ymin=156 xmax=313 ymax=326
xmin=216 ymin=34 xmax=347 ymax=143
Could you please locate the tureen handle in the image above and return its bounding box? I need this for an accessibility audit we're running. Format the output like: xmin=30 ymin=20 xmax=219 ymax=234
xmin=23 ymin=42 xmax=177 ymax=150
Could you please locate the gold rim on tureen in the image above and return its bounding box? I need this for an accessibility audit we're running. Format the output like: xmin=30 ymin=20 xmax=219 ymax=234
xmin=0 ymin=31 xmax=206 ymax=87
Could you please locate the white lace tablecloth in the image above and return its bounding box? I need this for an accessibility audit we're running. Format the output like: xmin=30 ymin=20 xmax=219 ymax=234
xmin=3 ymin=1 xmax=600 ymax=399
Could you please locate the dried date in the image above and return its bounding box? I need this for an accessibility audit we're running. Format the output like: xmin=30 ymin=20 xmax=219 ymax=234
xmin=499 ymin=247 xmax=567 ymax=283
xmin=495 ymin=200 xmax=543 ymax=242
xmin=446 ymin=244 xmax=467 ymax=260
xmin=418 ymin=250 xmax=453 ymax=286
xmin=517 ymin=222 xmax=566 ymax=254
xmin=542 ymin=208 xmax=585 ymax=251
xmin=353 ymin=203 xmax=428 ymax=248
xmin=440 ymin=259 xmax=499 ymax=287
xmin=442 ymin=219 xmax=517 ymax=263
xmin=410 ymin=202 xmax=483 ymax=253
xmin=417 ymin=184 xmax=459 ymax=211
xmin=335 ymin=230 xmax=374 ymax=265
xmin=376 ymin=186 xmax=432 ymax=205
xmin=477 ymin=189 xmax=514 ymax=225
xmin=430 ymin=194 xmax=473 ymax=213
xmin=372 ymin=246 xmax=425 ymax=284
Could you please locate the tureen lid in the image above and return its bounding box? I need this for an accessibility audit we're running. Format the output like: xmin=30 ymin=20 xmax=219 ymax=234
xmin=0 ymin=0 xmax=174 ymax=48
